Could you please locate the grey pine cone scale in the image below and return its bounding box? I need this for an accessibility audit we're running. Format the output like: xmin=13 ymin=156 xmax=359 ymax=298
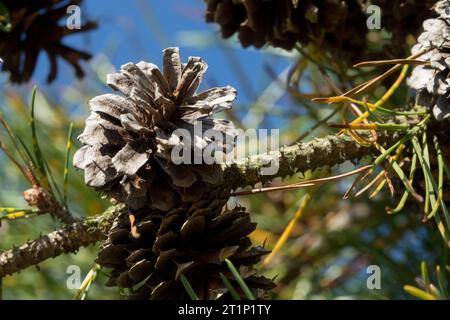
xmin=73 ymin=47 xmax=237 ymax=211
xmin=407 ymin=0 xmax=450 ymax=120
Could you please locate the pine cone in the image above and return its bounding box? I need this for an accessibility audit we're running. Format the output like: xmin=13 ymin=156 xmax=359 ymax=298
xmin=205 ymin=0 xmax=369 ymax=61
xmin=73 ymin=47 xmax=237 ymax=211
xmin=407 ymin=0 xmax=450 ymax=120
xmin=96 ymin=191 xmax=275 ymax=300
xmin=0 ymin=0 xmax=96 ymax=83
xmin=204 ymin=0 xmax=435 ymax=63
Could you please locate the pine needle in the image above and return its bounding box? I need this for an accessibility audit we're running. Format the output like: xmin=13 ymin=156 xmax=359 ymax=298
xmin=353 ymin=58 xmax=428 ymax=68
xmin=63 ymin=123 xmax=73 ymax=206
xmin=232 ymin=165 xmax=372 ymax=196
xmin=421 ymin=261 xmax=430 ymax=292
xmin=436 ymin=266 xmax=449 ymax=298
xmin=386 ymin=153 xmax=418 ymax=214
xmin=344 ymin=48 xmax=429 ymax=97
xmin=411 ymin=136 xmax=450 ymax=243
xmin=219 ymin=273 xmax=241 ymax=300
xmin=225 ymin=259 xmax=255 ymax=300
xmin=180 ymin=274 xmax=199 ymax=300
xmin=30 ymin=86 xmax=47 ymax=184
xmin=73 ymin=264 xmax=101 ymax=300
xmin=262 ymin=192 xmax=313 ymax=267
xmin=376 ymin=142 xmax=422 ymax=201
xmin=403 ymin=285 xmax=437 ymax=300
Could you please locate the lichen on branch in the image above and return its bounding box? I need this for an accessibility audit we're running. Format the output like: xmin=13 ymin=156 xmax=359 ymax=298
xmin=0 ymin=204 xmax=125 ymax=277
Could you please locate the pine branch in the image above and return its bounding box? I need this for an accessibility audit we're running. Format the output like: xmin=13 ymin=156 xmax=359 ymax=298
xmin=0 ymin=118 xmax=413 ymax=277
xmin=0 ymin=204 xmax=125 ymax=277
xmin=34 ymin=189 xmax=77 ymax=225
xmin=224 ymin=132 xmax=397 ymax=190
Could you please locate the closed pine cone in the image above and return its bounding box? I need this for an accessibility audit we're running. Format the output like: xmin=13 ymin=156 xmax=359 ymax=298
xmin=204 ymin=0 xmax=436 ymax=63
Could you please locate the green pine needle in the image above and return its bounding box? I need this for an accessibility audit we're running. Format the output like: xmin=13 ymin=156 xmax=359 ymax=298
xmin=375 ymin=144 xmax=421 ymax=202
xmin=29 ymin=86 xmax=59 ymax=200
xmin=30 ymin=86 xmax=46 ymax=179
xmin=225 ymin=259 xmax=255 ymax=300
xmin=386 ymin=153 xmax=417 ymax=214
xmin=436 ymin=266 xmax=449 ymax=298
xmin=180 ymin=274 xmax=199 ymax=300
xmin=373 ymin=114 xmax=430 ymax=166
xmin=411 ymin=136 xmax=450 ymax=243
xmin=63 ymin=123 xmax=74 ymax=206
xmin=421 ymin=261 xmax=430 ymax=292
xmin=434 ymin=136 xmax=450 ymax=226
xmin=16 ymin=136 xmax=38 ymax=173
xmin=73 ymin=264 xmax=101 ymax=300
xmin=219 ymin=272 xmax=241 ymax=300
xmin=404 ymin=285 xmax=437 ymax=300
xmin=0 ymin=110 xmax=32 ymax=170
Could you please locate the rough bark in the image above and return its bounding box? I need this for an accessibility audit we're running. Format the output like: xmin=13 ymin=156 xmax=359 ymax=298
xmin=0 ymin=205 xmax=125 ymax=277
xmin=223 ymin=134 xmax=390 ymax=190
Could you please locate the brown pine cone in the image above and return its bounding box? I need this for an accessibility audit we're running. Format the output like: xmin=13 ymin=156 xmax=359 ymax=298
xmin=96 ymin=191 xmax=274 ymax=300
xmin=204 ymin=0 xmax=436 ymax=63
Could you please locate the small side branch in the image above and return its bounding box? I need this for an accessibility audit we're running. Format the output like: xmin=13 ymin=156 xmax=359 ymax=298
xmin=0 ymin=204 xmax=125 ymax=278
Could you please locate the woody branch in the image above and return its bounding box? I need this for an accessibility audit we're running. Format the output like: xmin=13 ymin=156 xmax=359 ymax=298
xmin=0 ymin=125 xmax=406 ymax=278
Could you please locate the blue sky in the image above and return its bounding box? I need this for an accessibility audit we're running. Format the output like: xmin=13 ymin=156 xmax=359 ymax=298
xmin=28 ymin=0 xmax=294 ymax=110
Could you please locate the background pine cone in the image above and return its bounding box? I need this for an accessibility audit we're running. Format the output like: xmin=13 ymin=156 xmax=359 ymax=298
xmin=0 ymin=0 xmax=96 ymax=83
xmin=96 ymin=191 xmax=275 ymax=300
xmin=205 ymin=0 xmax=365 ymax=61
xmin=204 ymin=0 xmax=435 ymax=63
xmin=407 ymin=0 xmax=450 ymax=120
xmin=73 ymin=47 xmax=237 ymax=211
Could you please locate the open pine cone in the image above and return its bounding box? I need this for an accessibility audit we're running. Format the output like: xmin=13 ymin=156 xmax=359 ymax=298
xmin=74 ymin=47 xmax=237 ymax=211
xmin=0 ymin=0 xmax=96 ymax=83
xmin=96 ymin=191 xmax=275 ymax=300
xmin=407 ymin=0 xmax=450 ymax=121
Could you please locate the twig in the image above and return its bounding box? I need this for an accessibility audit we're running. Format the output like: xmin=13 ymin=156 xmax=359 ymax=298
xmin=0 ymin=204 xmax=124 ymax=277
